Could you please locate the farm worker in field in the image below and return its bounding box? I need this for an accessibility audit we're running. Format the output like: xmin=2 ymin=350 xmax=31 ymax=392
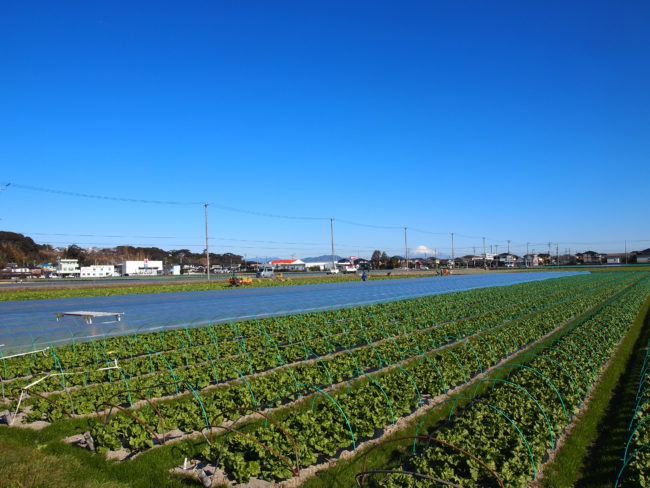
xmin=361 ymin=272 xmax=367 ymax=281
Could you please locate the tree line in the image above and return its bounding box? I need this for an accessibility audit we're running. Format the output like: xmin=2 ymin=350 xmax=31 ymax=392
xmin=0 ymin=231 xmax=243 ymax=268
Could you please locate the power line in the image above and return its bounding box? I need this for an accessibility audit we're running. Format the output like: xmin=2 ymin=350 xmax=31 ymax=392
xmin=0 ymin=181 xmax=530 ymax=241
xmin=336 ymin=218 xmax=403 ymax=230
xmin=3 ymin=182 xmax=202 ymax=205
xmin=2 ymin=182 xmax=328 ymax=221
xmin=4 ymin=181 xmax=649 ymax=250
xmin=20 ymin=232 xmax=181 ymax=239
xmin=17 ymin=231 xmax=378 ymax=248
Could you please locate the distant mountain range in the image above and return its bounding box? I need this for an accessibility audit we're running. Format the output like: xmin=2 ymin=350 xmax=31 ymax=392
xmin=245 ymin=257 xmax=282 ymax=263
xmin=246 ymin=255 xmax=344 ymax=263
xmin=302 ymin=255 xmax=343 ymax=263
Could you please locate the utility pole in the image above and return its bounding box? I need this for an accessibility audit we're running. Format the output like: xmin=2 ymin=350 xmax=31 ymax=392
xmin=404 ymin=227 xmax=409 ymax=270
xmin=548 ymin=241 xmax=551 ymax=256
xmin=625 ymin=240 xmax=628 ymax=265
xmin=482 ymin=237 xmax=487 ymax=269
xmin=451 ymin=232 xmax=455 ymax=260
xmin=556 ymin=243 xmax=559 ymax=267
xmin=330 ymin=218 xmax=336 ymax=271
xmin=526 ymin=242 xmax=530 ymax=267
xmin=507 ymin=240 xmax=511 ymax=254
xmin=204 ymin=203 xmax=210 ymax=281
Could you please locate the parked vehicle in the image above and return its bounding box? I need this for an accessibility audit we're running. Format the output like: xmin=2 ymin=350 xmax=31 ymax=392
xmin=326 ymin=268 xmax=340 ymax=275
xmin=340 ymin=265 xmax=358 ymax=274
xmin=256 ymin=267 xmax=275 ymax=278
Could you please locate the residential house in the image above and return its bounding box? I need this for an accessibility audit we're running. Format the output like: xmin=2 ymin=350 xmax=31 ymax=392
xmin=496 ymin=253 xmax=519 ymax=268
xmin=637 ymin=249 xmax=650 ymax=264
xmin=582 ymin=251 xmax=604 ymax=265
xmin=606 ymin=253 xmax=626 ymax=265
xmin=523 ymin=254 xmax=543 ymax=267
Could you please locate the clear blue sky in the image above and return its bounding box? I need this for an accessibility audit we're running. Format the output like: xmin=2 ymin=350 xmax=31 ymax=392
xmin=2 ymin=1 xmax=649 ymax=258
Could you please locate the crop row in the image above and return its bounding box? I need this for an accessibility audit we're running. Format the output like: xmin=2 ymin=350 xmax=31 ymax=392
xmin=80 ymin=274 xmax=642 ymax=483
xmin=615 ymin=331 xmax=650 ymax=486
xmin=2 ymin=274 xmax=591 ymax=381
xmin=7 ymin=272 xmax=613 ymax=403
xmin=18 ymin=273 xmax=620 ymax=421
xmin=370 ymin=273 xmax=650 ymax=488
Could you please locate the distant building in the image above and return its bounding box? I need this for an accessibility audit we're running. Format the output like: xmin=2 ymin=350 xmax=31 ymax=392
xmin=121 ymin=260 xmax=163 ymax=276
xmin=80 ymin=265 xmax=117 ymax=278
xmin=57 ymin=259 xmax=80 ymax=277
xmin=606 ymin=254 xmax=625 ymax=265
xmin=582 ymin=251 xmax=604 ymax=265
xmin=496 ymin=253 xmax=519 ymax=268
xmin=269 ymin=259 xmax=306 ymax=271
xmin=523 ymin=254 xmax=543 ymax=266
xmin=165 ymin=265 xmax=181 ymax=275
xmin=559 ymin=254 xmax=577 ymax=265
xmin=0 ymin=263 xmax=33 ymax=279
xmin=637 ymin=249 xmax=650 ymax=264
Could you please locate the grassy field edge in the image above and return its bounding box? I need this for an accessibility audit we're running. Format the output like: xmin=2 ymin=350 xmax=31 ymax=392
xmin=536 ymin=292 xmax=650 ymax=487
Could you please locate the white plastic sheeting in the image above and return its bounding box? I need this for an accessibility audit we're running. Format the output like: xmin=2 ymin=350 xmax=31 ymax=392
xmin=0 ymin=272 xmax=583 ymax=353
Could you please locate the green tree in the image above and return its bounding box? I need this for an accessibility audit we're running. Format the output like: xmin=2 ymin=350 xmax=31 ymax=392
xmin=371 ymin=250 xmax=382 ymax=269
xmin=65 ymin=244 xmax=90 ymax=266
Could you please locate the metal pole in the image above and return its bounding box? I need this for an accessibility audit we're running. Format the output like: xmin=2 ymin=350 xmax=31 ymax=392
xmin=404 ymin=227 xmax=409 ymax=270
xmin=482 ymin=237 xmax=486 ymax=269
xmin=451 ymin=232 xmax=455 ymax=260
xmin=204 ymin=203 xmax=210 ymax=281
xmin=556 ymin=243 xmax=559 ymax=267
xmin=330 ymin=218 xmax=335 ymax=271
xmin=526 ymin=242 xmax=530 ymax=267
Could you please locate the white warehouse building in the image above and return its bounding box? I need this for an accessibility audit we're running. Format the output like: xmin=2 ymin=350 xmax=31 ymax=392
xmin=121 ymin=260 xmax=163 ymax=276
xmin=80 ymin=265 xmax=117 ymax=278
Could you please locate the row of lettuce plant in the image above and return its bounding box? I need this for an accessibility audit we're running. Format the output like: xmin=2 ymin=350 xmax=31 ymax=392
xmin=7 ymin=273 xmax=608 ymax=400
xmin=366 ymin=273 xmax=650 ymax=488
xmin=17 ymin=273 xmax=620 ymax=421
xmin=78 ymin=274 xmax=641 ymax=483
xmin=1 ymin=274 xmax=600 ymax=381
xmin=615 ymin=330 xmax=650 ymax=486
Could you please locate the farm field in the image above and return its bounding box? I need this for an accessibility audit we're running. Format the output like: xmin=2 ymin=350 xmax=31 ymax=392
xmin=1 ymin=271 xmax=649 ymax=487
xmin=0 ymin=272 xmax=577 ymax=354
xmin=4 ymin=265 xmax=646 ymax=302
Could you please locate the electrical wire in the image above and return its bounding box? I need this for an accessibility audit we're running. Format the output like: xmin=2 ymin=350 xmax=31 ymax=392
xmin=3 ymin=181 xmax=647 ymax=252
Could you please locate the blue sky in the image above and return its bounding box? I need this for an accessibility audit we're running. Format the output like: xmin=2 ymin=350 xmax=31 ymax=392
xmin=2 ymin=1 xmax=649 ymax=258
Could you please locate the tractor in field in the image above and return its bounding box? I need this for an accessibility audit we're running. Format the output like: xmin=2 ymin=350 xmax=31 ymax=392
xmin=229 ymin=276 xmax=253 ymax=286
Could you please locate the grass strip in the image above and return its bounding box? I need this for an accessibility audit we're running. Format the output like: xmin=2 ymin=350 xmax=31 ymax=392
xmin=536 ymin=293 xmax=650 ymax=487
xmin=0 ymin=421 xmax=204 ymax=488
